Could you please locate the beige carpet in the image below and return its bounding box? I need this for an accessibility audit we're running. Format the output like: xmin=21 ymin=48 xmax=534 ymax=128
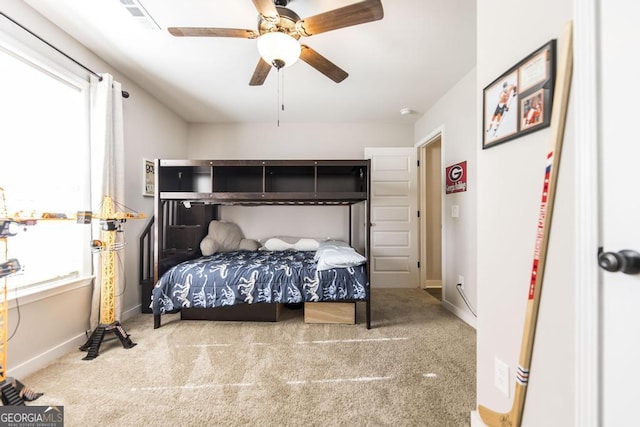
xmin=22 ymin=288 xmax=476 ymax=427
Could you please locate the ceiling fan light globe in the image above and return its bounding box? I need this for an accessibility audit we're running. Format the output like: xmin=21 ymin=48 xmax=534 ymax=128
xmin=257 ymin=32 xmax=301 ymax=69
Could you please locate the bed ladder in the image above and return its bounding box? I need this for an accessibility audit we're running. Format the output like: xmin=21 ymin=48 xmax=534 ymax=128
xmin=139 ymin=216 xmax=155 ymax=313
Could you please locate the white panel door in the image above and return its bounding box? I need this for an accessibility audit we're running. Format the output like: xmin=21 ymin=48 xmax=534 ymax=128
xmin=365 ymin=147 xmax=418 ymax=288
xmin=599 ymin=3 xmax=640 ymax=424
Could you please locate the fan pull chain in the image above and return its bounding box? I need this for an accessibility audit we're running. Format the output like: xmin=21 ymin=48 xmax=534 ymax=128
xmin=275 ymin=68 xmax=287 ymax=127
xmin=276 ymin=67 xmax=281 ymax=127
xmin=282 ymin=70 xmax=285 ymax=113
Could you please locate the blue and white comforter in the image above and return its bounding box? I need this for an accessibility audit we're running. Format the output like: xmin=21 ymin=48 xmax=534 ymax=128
xmin=151 ymin=250 xmax=368 ymax=315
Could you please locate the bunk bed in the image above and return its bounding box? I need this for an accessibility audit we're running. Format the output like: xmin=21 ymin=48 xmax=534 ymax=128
xmin=148 ymin=159 xmax=371 ymax=329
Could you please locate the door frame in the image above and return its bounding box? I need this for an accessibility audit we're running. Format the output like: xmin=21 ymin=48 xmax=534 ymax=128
xmin=574 ymin=3 xmax=600 ymax=425
xmin=415 ymin=125 xmax=446 ymax=299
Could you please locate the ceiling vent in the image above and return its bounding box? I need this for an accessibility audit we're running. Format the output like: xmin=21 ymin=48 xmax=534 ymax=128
xmin=119 ymin=0 xmax=159 ymax=30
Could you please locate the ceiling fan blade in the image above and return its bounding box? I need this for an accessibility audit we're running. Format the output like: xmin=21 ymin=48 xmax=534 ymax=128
xmin=168 ymin=27 xmax=258 ymax=38
xmin=300 ymin=45 xmax=348 ymax=83
xmin=251 ymin=0 xmax=279 ymax=21
xmin=249 ymin=58 xmax=272 ymax=86
xmin=297 ymin=0 xmax=384 ymax=36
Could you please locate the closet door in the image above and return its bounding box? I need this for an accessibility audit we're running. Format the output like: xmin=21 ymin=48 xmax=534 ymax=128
xmin=365 ymin=147 xmax=419 ymax=288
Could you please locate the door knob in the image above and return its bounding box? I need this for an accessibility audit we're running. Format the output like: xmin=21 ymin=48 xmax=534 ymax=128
xmin=598 ymin=247 xmax=640 ymax=274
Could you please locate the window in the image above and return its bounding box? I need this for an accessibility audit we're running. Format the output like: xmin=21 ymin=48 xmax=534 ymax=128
xmin=0 ymin=38 xmax=92 ymax=291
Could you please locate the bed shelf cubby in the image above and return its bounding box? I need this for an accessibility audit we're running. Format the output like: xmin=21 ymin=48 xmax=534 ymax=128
xmin=158 ymin=159 xmax=368 ymax=203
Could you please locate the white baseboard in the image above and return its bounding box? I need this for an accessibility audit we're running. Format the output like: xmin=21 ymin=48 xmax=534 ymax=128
xmin=8 ymin=332 xmax=88 ymax=380
xmin=442 ymin=298 xmax=477 ymax=329
xmin=423 ymin=280 xmax=442 ymax=288
xmin=8 ymin=304 xmax=143 ymax=380
xmin=122 ymin=304 xmax=142 ymax=321
xmin=470 ymin=410 xmax=484 ymax=427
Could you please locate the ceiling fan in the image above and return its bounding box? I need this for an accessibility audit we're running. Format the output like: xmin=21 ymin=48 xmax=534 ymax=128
xmin=168 ymin=0 xmax=384 ymax=86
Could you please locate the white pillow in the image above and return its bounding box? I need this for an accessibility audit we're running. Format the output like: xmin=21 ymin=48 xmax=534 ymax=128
xmin=263 ymin=237 xmax=321 ymax=251
xmin=315 ymin=244 xmax=366 ymax=271
xmin=314 ymin=240 xmax=350 ymax=261
xmin=263 ymin=237 xmax=293 ymax=251
xmin=294 ymin=238 xmax=321 ymax=251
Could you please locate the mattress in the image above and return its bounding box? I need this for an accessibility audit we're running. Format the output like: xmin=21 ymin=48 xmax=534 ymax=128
xmin=151 ymin=250 xmax=368 ymax=315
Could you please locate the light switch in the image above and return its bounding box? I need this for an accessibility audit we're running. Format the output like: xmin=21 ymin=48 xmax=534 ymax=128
xmin=451 ymin=205 xmax=459 ymax=218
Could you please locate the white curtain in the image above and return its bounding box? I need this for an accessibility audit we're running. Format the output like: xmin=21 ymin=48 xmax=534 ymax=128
xmin=89 ymin=73 xmax=125 ymax=330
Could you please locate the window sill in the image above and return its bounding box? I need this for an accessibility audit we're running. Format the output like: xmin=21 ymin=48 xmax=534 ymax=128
xmin=7 ymin=276 xmax=95 ymax=309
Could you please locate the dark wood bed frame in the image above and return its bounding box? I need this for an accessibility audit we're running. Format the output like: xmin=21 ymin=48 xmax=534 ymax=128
xmin=143 ymin=159 xmax=371 ymax=329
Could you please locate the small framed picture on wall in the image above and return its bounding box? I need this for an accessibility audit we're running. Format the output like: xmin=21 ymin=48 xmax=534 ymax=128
xmin=143 ymin=159 xmax=155 ymax=197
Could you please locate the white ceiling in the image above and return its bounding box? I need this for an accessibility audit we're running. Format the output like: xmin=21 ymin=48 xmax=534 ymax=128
xmin=24 ymin=0 xmax=476 ymax=125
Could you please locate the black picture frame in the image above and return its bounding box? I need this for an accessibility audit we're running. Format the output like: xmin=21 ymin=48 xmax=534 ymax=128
xmin=482 ymin=40 xmax=556 ymax=149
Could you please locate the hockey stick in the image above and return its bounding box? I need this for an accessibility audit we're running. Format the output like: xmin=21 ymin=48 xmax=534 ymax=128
xmin=478 ymin=21 xmax=573 ymax=427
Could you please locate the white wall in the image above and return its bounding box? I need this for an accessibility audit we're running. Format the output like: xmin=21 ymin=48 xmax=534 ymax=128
xmin=476 ymin=1 xmax=574 ymax=426
xmin=414 ymin=68 xmax=478 ymax=327
xmin=188 ymin=122 xmax=414 ymax=240
xmin=3 ymin=1 xmax=188 ymax=378
xmin=120 ymin=70 xmax=189 ymax=317
xmin=188 ymin=122 xmax=413 ymax=159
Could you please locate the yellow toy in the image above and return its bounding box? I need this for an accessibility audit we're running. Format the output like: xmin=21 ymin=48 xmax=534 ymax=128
xmin=80 ymin=196 xmax=145 ymax=360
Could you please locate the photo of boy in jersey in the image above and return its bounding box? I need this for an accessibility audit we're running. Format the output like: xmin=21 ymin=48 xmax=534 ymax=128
xmin=521 ymin=90 xmax=544 ymax=130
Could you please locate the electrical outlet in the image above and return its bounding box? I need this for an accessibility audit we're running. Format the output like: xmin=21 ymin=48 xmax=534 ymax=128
xmin=458 ymin=275 xmax=464 ymax=289
xmin=494 ymin=358 xmax=510 ymax=397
